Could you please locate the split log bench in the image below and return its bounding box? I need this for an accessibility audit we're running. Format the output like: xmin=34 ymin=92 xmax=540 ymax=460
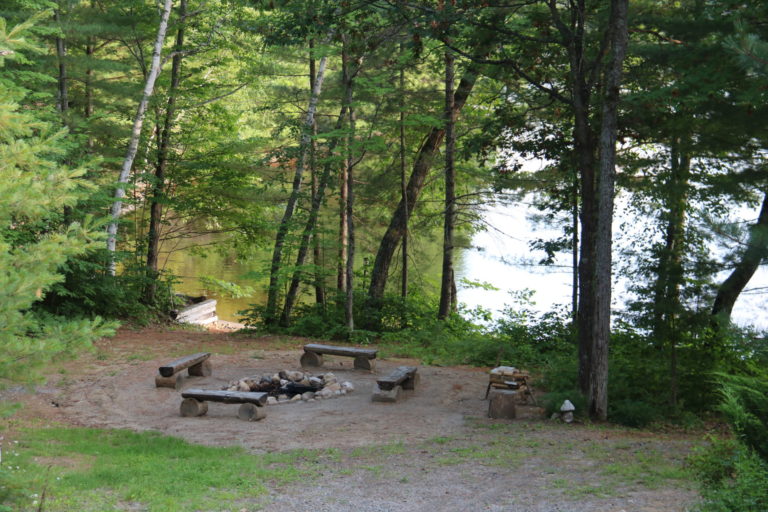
xmin=180 ymin=389 xmax=268 ymax=421
xmin=372 ymin=366 xmax=419 ymax=403
xmin=300 ymin=343 xmax=378 ymax=371
xmin=155 ymin=352 xmax=212 ymax=389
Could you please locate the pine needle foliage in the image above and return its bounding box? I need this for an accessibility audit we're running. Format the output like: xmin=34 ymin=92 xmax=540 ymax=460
xmin=0 ymin=15 xmax=116 ymax=388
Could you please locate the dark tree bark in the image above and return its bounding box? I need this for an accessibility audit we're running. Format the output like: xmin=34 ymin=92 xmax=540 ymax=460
xmin=344 ymin=37 xmax=357 ymax=334
xmin=712 ymin=191 xmax=768 ymax=320
xmin=587 ymin=0 xmax=629 ymax=420
xmin=280 ymin=104 xmax=348 ymax=325
xmin=400 ymin=44 xmax=409 ymax=300
xmin=367 ymin=64 xmax=482 ymax=308
xmin=144 ymin=0 xmax=187 ymax=304
xmin=264 ymin=30 xmax=333 ymax=325
xmin=651 ymin=141 xmax=691 ymax=409
xmin=54 ymin=7 xmax=68 ymax=116
xmin=308 ymin=38 xmax=326 ymax=306
xmin=438 ymin=48 xmax=456 ymax=320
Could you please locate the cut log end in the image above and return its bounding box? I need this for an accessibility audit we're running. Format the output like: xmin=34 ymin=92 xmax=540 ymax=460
xmin=155 ymin=374 xmax=181 ymax=389
xmin=488 ymin=389 xmax=517 ymax=419
xmin=188 ymin=359 xmax=212 ymax=377
xmin=238 ymin=403 xmax=267 ymax=421
xmin=300 ymin=352 xmax=323 ymax=368
xmin=354 ymin=356 xmax=374 ymax=371
xmin=180 ymin=398 xmax=208 ymax=417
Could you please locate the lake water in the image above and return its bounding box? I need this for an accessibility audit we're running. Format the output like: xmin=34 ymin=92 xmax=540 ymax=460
xmin=163 ymin=197 xmax=768 ymax=330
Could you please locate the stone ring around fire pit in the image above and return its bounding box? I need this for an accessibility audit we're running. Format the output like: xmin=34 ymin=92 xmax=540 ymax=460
xmin=225 ymin=369 xmax=354 ymax=405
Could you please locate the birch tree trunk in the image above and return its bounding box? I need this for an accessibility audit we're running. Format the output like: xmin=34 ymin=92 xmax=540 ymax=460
xmin=106 ymin=0 xmax=174 ymax=274
xmin=264 ymin=30 xmax=333 ymax=324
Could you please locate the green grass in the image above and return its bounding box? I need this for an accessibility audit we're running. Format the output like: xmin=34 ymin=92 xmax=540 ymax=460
xmin=3 ymin=427 xmax=325 ymax=512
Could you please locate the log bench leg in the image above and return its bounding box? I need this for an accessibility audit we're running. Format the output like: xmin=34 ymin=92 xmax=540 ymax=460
xmin=180 ymin=398 xmax=208 ymax=417
xmin=402 ymin=372 xmax=420 ymax=390
xmin=353 ymin=356 xmax=374 ymax=371
xmin=372 ymin=384 xmax=402 ymax=403
xmin=188 ymin=359 xmax=212 ymax=377
xmin=156 ymin=374 xmax=181 ymax=389
xmin=237 ymin=403 xmax=267 ymax=421
xmin=300 ymin=352 xmax=323 ymax=368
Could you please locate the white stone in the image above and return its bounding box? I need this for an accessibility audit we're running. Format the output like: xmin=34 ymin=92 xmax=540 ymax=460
xmin=562 ymin=411 xmax=574 ymax=423
xmin=266 ymin=396 xmax=278 ymax=405
xmin=341 ymin=381 xmax=354 ymax=392
xmin=301 ymin=391 xmax=315 ymax=401
xmin=560 ymin=399 xmax=575 ymax=412
xmin=290 ymin=394 xmax=302 ymax=402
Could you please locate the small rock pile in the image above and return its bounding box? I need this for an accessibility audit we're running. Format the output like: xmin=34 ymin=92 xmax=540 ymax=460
xmin=224 ymin=370 xmax=354 ymax=406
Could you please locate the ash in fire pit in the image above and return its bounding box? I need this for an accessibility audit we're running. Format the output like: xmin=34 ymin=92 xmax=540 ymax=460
xmin=224 ymin=370 xmax=354 ymax=405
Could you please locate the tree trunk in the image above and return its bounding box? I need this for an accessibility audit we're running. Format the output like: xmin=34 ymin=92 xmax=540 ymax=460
xmin=54 ymin=7 xmax=68 ymax=116
xmin=572 ymin=170 xmax=579 ymax=322
xmin=308 ymin=38 xmax=326 ymax=306
xmin=106 ymin=0 xmax=174 ymax=274
xmin=338 ymin=139 xmax=349 ymax=293
xmin=344 ymin=38 xmax=357 ymax=334
xmin=438 ymin=48 xmax=456 ymax=320
xmin=264 ymin=30 xmax=333 ymax=325
xmin=366 ymin=64 xmax=482 ymax=309
xmin=588 ymin=0 xmax=629 ymax=421
xmin=280 ymin=104 xmax=348 ymax=325
xmin=712 ymin=190 xmax=768 ymax=320
xmin=400 ymin=43 xmax=408 ymax=300
xmin=651 ymin=141 xmax=690 ymax=409
xmin=145 ymin=0 xmax=186 ymax=304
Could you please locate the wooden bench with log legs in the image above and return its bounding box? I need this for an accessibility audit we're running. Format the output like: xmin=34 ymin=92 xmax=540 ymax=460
xmin=155 ymin=352 xmax=212 ymax=389
xmin=180 ymin=389 xmax=268 ymax=421
xmin=372 ymin=366 xmax=419 ymax=402
xmin=300 ymin=343 xmax=378 ymax=371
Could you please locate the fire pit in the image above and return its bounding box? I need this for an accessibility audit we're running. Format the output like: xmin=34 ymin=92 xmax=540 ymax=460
xmin=224 ymin=370 xmax=354 ymax=405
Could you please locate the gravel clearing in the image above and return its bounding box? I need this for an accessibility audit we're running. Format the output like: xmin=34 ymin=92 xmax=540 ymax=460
xmin=7 ymin=327 xmax=702 ymax=511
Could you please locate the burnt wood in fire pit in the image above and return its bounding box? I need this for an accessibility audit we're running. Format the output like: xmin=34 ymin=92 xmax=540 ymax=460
xmin=301 ymin=343 xmax=378 ymax=371
xmin=155 ymin=352 xmax=212 ymax=389
xmin=180 ymin=389 xmax=268 ymax=421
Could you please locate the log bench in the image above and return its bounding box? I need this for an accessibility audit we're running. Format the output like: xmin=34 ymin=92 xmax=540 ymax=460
xmin=180 ymin=389 xmax=268 ymax=421
xmin=300 ymin=343 xmax=378 ymax=371
xmin=155 ymin=352 xmax=212 ymax=389
xmin=372 ymin=366 xmax=419 ymax=402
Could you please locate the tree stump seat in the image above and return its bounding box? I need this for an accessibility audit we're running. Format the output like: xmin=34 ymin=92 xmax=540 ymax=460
xmin=155 ymin=352 xmax=212 ymax=389
xmin=300 ymin=343 xmax=378 ymax=371
xmin=179 ymin=389 xmax=268 ymax=421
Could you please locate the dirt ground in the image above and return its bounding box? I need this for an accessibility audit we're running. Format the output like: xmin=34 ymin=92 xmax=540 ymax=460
xmin=5 ymin=326 xmax=702 ymax=511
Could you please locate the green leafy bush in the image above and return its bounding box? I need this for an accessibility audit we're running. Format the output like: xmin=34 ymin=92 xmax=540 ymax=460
xmin=717 ymin=373 xmax=768 ymax=460
xmin=690 ymin=442 xmax=768 ymax=512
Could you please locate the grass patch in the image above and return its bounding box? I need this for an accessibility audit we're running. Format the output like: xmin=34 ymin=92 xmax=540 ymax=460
xmin=5 ymin=427 xmax=323 ymax=511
